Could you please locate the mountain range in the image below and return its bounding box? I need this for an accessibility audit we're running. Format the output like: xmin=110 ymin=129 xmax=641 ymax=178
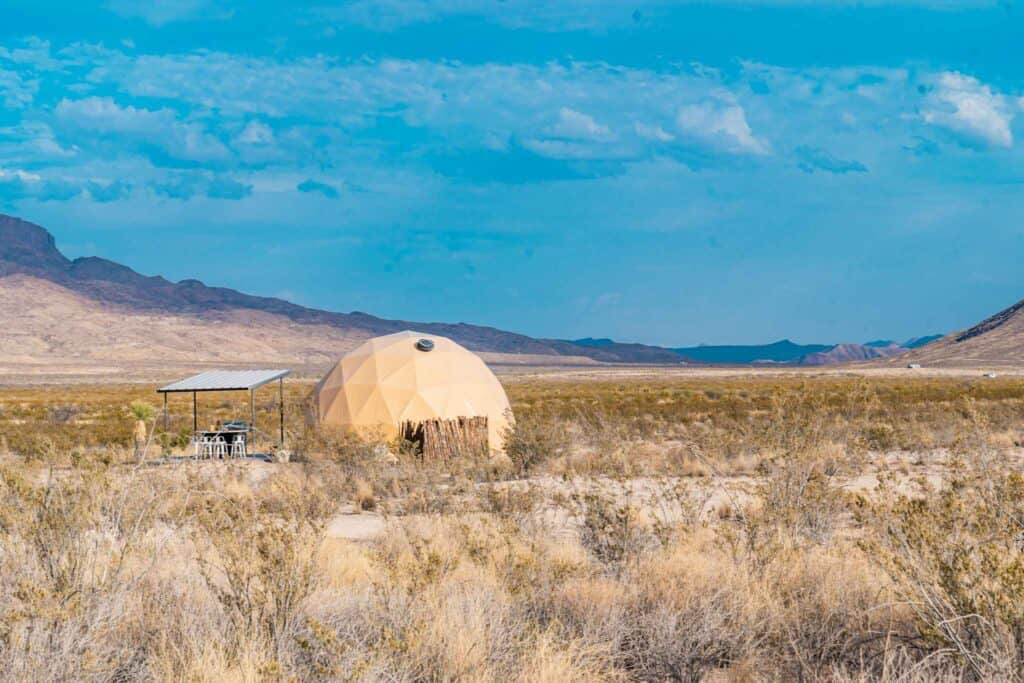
xmin=670 ymin=337 xmax=939 ymax=365
xmin=4 ymin=212 xmax=1018 ymax=372
xmin=0 ymin=214 xmax=682 ymax=366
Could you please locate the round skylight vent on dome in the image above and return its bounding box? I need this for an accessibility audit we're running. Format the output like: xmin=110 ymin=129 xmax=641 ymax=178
xmin=416 ymin=338 xmax=435 ymax=352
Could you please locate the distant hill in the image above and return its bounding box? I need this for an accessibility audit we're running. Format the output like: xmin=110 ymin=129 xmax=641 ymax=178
xmin=903 ymin=334 xmax=943 ymax=349
xmin=802 ymin=342 xmax=905 ymax=366
xmin=571 ymin=338 xmax=616 ymax=348
xmin=885 ymin=299 xmax=1024 ymax=367
xmin=674 ymin=338 xmax=936 ymax=366
xmin=564 ymin=337 xmax=684 ymax=363
xmin=673 ymin=339 xmax=832 ymax=364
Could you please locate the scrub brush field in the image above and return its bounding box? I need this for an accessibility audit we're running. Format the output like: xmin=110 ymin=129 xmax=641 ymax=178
xmin=2 ymin=374 xmax=1024 ymax=680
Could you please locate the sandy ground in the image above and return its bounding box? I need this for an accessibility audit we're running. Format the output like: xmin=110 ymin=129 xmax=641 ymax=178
xmin=498 ymin=365 xmax=1024 ymax=383
xmin=21 ymin=441 xmax=1010 ymax=543
xmin=327 ymin=511 xmax=387 ymax=540
xmin=4 ymin=359 xmax=1022 ymax=387
xmin=321 ymin=447 xmax=981 ymax=542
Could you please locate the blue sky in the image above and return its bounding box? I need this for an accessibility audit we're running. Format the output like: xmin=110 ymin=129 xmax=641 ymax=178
xmin=1 ymin=1 xmax=1023 ymax=346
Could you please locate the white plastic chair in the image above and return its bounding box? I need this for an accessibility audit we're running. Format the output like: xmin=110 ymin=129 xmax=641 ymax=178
xmin=230 ymin=435 xmax=246 ymax=459
xmin=212 ymin=436 xmax=228 ymax=459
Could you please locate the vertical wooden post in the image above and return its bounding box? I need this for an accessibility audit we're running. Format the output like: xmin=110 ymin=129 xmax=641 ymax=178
xmin=250 ymin=389 xmax=255 ymax=434
xmin=279 ymin=377 xmax=285 ymax=447
xmin=192 ymin=391 xmax=197 ymax=434
xmin=163 ymin=392 xmax=168 ymax=432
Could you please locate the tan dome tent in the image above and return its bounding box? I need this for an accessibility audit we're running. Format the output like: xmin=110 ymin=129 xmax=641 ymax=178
xmin=312 ymin=331 xmax=513 ymax=455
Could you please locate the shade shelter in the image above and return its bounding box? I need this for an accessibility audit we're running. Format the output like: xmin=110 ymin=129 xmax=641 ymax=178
xmin=158 ymin=369 xmax=291 ymax=448
xmin=311 ymin=331 xmax=512 ymax=454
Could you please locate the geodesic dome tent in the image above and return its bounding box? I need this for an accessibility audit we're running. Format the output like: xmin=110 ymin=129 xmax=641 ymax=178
xmin=311 ymin=331 xmax=513 ymax=453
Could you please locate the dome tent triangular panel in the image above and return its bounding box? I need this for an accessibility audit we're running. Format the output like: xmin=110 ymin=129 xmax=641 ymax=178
xmin=353 ymin=385 xmax=396 ymax=425
xmin=346 ymin=351 xmax=384 ymax=386
xmin=312 ymin=331 xmax=513 ymax=452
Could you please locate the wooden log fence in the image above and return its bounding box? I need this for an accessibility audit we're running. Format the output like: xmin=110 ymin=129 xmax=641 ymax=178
xmin=400 ymin=416 xmax=489 ymax=461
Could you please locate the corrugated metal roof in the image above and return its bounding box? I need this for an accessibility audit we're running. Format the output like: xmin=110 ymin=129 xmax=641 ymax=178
xmin=158 ymin=369 xmax=291 ymax=393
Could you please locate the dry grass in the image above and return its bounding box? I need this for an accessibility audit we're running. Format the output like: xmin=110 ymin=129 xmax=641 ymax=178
xmin=0 ymin=375 xmax=1023 ymax=680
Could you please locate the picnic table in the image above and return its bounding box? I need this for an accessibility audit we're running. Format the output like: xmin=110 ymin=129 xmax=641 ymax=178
xmin=195 ymin=422 xmax=250 ymax=458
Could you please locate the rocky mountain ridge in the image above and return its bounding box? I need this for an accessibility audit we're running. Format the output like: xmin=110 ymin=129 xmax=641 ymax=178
xmin=0 ymin=214 xmax=683 ymax=363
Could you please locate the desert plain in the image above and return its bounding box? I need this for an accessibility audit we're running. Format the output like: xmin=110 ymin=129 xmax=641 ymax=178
xmin=2 ymin=363 xmax=1024 ymax=681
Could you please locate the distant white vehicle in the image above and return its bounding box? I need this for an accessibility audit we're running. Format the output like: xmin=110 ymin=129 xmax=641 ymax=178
xmin=983 ymin=372 xmax=998 ymax=378
xmin=907 ymin=363 xmax=921 ymax=369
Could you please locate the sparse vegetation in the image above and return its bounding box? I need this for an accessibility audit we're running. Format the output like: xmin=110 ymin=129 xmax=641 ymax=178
xmin=0 ymin=374 xmax=1022 ymax=680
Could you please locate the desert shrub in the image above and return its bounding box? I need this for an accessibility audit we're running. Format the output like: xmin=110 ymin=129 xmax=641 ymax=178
xmin=576 ymin=491 xmax=657 ymax=571
xmin=617 ymin=533 xmax=762 ymax=681
xmin=753 ymin=446 xmax=847 ymax=546
xmin=0 ymin=462 xmax=164 ymax=680
xmin=190 ymin=470 xmax=335 ymax=668
xmin=861 ymin=421 xmax=899 ymax=451
xmin=291 ymin=423 xmax=383 ymax=466
xmin=503 ymin=412 xmax=572 ymax=475
xmin=863 ymin=446 xmax=1024 ymax=680
xmin=352 ymin=477 xmax=376 ymax=511
xmin=758 ymin=545 xmax=904 ymax=679
xmin=479 ymin=482 xmax=544 ymax=520
xmin=9 ymin=433 xmax=59 ymax=462
xmin=157 ymin=427 xmax=192 ymax=453
xmin=46 ymin=404 xmax=79 ymax=424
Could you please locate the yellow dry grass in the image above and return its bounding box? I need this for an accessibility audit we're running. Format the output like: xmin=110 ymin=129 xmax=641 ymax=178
xmin=0 ymin=375 xmax=1022 ymax=680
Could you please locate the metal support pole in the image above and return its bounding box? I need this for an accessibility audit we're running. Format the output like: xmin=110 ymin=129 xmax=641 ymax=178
xmin=250 ymin=389 xmax=255 ymax=434
xmin=163 ymin=392 xmax=168 ymax=432
xmin=279 ymin=377 xmax=285 ymax=447
xmin=192 ymin=392 xmax=198 ymax=434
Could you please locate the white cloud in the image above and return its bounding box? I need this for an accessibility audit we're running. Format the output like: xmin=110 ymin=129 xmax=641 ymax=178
xmin=0 ymin=67 xmax=37 ymax=108
xmin=236 ymin=120 xmax=275 ymax=145
xmin=634 ymin=121 xmax=675 ymax=142
xmin=174 ymin=128 xmax=232 ymax=162
xmin=317 ymin=0 xmax=998 ymax=32
xmin=6 ymin=41 xmax=1023 ymax=214
xmin=923 ymin=72 xmax=1016 ymax=148
xmin=0 ymin=167 xmax=41 ymax=182
xmin=317 ymin=0 xmax=652 ymax=32
xmin=55 ymin=96 xmax=230 ymax=162
xmin=56 ymin=96 xmax=173 ymax=135
xmin=548 ymin=107 xmax=611 ymax=140
xmin=84 ymin=52 xmax=781 ymax=163
xmin=521 ymin=137 xmax=626 ymax=160
xmin=0 ymin=122 xmax=76 ymax=160
xmin=105 ymin=0 xmax=225 ymax=26
xmin=676 ymin=100 xmax=769 ymax=154
xmin=0 ymin=37 xmax=60 ymax=70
